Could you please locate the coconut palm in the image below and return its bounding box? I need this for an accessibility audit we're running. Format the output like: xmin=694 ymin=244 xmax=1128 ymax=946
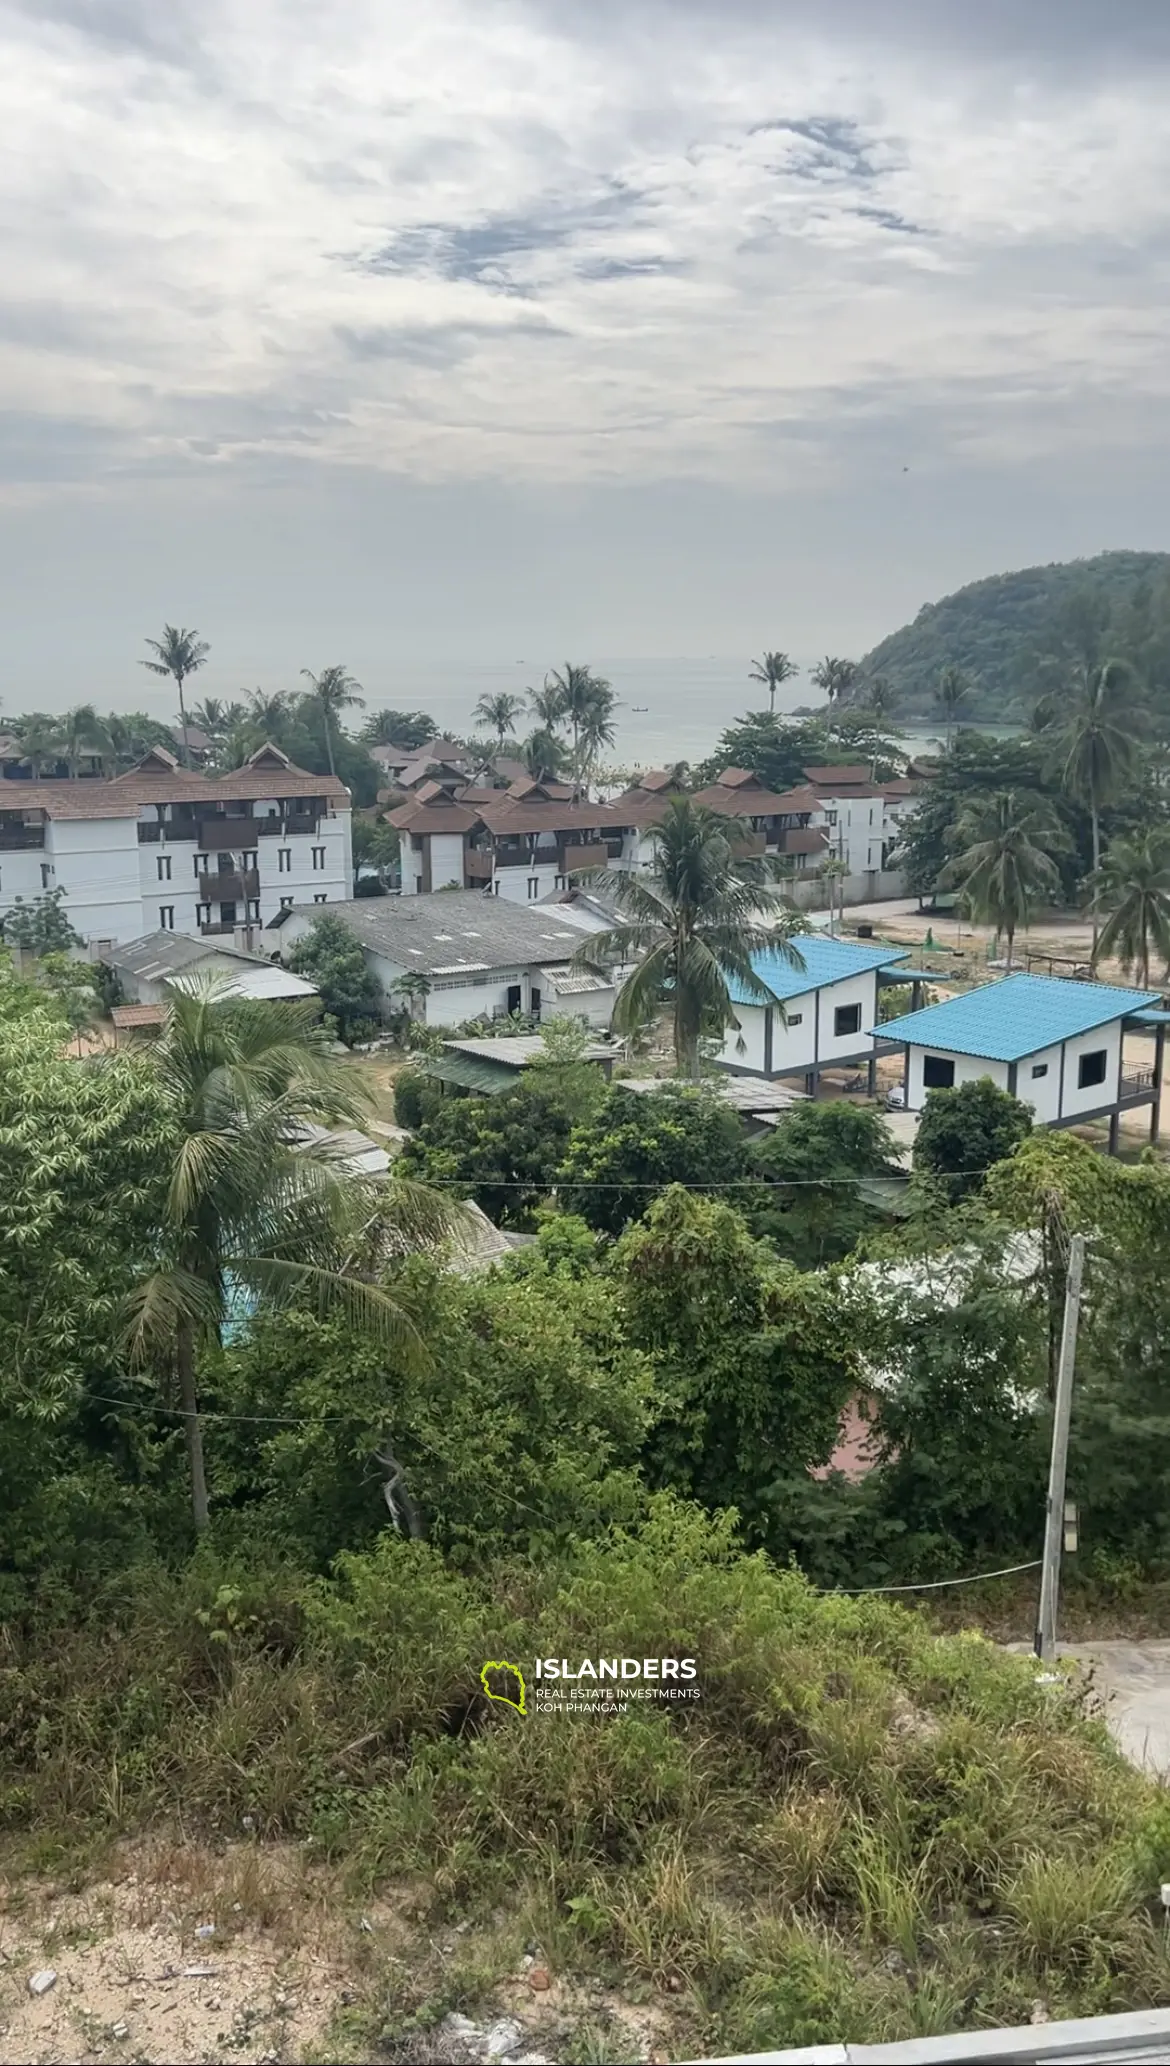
xmin=934 ymin=665 xmax=970 ymax=750
xmin=529 ymin=680 xmax=565 ymax=729
xmin=940 ymin=790 xmax=1066 ymax=969
xmin=122 ymin=981 xmax=458 ymax=1533
xmin=102 ymin=710 xmax=177 ymax=770
xmin=141 ymin=626 xmax=210 ymax=769
xmin=1091 ymin=830 xmax=1170 ymax=987
xmin=861 ymin=676 xmax=899 ymax=724
xmin=546 ymin=664 xmax=615 ymax=794
xmin=580 ymin=796 xmax=805 ymax=1079
xmin=748 ymin=651 xmax=799 ymax=715
xmin=246 ymin=689 xmax=288 ymax=736
xmin=522 ymin=728 xmax=568 ymax=782
xmin=810 ymin=657 xmax=858 ymax=726
xmin=473 ymin=692 xmax=524 ymax=747
xmin=301 ymin=665 xmax=365 ymax=779
xmin=189 ymin=697 xmax=230 ymax=741
xmin=14 ymin=713 xmax=64 ymax=778
xmin=1049 ymin=659 xmax=1141 ymax=955
xmin=60 ymin=703 xmax=109 ymax=779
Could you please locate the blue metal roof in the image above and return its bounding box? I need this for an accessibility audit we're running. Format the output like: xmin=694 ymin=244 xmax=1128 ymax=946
xmin=872 ymin=972 xmax=1162 ymax=1064
xmin=726 ymin=935 xmax=910 ymax=1006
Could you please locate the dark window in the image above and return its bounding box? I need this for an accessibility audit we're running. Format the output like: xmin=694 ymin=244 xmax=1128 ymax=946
xmin=159 ymin=905 xmax=174 ymax=930
xmin=834 ymin=1002 xmax=862 ymax=1037
xmin=194 ymin=854 xmax=207 ymax=877
xmin=217 ymin=851 xmax=234 ymax=874
xmin=531 ymin=987 xmax=542 ymax=1018
xmin=244 ymin=850 xmax=258 ymax=870
xmin=528 ymin=877 xmax=539 ymax=899
xmin=506 ymin=984 xmax=522 ymax=1014
xmin=279 ymin=895 xmax=293 ymax=910
xmin=220 ymin=901 xmax=237 ymax=925
xmin=1078 ymin=1048 xmax=1108 ymax=1089
xmin=247 ymin=900 xmax=260 ymax=920
xmin=313 ymin=892 xmax=327 ymax=903
xmin=923 ymin=1053 xmax=956 ymax=1089
xmin=1031 ymin=1062 xmax=1049 ymax=1079
xmin=196 ymin=903 xmax=210 ymax=926
xmin=788 ymin=1012 xmax=803 ymax=1027
xmin=157 ymin=855 xmax=171 ymax=881
xmin=278 ymin=848 xmax=291 ymax=872
xmin=312 ymin=846 xmax=326 ymax=869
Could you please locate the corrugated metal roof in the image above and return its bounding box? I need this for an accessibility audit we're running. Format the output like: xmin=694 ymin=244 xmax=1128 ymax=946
xmin=725 ymin=935 xmax=911 ymax=1006
xmin=540 ymin=965 xmax=613 ymax=995
xmin=422 ymin=1052 xmax=519 ymax=1094
xmin=292 ymin=894 xmax=589 ymax=974
xmin=876 ymin=972 xmax=1162 ymax=1064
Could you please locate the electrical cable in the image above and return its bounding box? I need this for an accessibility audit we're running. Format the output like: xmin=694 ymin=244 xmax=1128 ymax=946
xmin=830 ymin=1559 xmax=1042 ymax=1596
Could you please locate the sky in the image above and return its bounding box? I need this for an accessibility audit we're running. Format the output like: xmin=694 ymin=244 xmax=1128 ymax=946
xmin=2 ymin=0 xmax=1170 ymax=714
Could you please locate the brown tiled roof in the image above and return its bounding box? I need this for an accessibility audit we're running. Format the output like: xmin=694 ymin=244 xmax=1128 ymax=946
xmin=803 ymin=764 xmax=872 ymax=786
xmin=476 ymin=798 xmax=631 ymax=837
xmin=387 ymin=798 xmax=480 ymax=835
xmin=785 ymin=827 xmax=831 ymax=855
xmin=0 ymin=745 xmax=348 ymax=820
xmin=691 ymin=781 xmax=819 ymax=817
xmin=880 ymin=778 xmax=917 ymax=798
xmin=0 ymin=783 xmax=139 ymax=821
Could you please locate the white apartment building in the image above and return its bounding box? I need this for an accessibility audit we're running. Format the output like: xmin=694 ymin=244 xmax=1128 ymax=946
xmin=0 ymin=743 xmax=352 ymax=954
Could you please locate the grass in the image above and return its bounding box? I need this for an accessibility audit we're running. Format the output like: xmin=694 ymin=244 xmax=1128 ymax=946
xmin=2 ymin=1500 xmax=1170 ymax=2059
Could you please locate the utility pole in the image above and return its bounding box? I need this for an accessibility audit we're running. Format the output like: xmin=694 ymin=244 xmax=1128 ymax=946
xmin=1034 ymin=1232 xmax=1086 ymax=1664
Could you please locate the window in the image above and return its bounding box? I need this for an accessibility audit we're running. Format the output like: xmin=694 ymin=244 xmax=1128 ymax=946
xmin=157 ymin=854 xmax=172 ymax=882
xmin=1078 ymin=1048 xmax=1108 ymax=1089
xmin=834 ymin=1002 xmax=862 ymax=1037
xmin=159 ymin=905 xmax=174 ymax=930
xmin=313 ymin=892 xmax=328 ymax=904
xmin=280 ymin=894 xmax=294 ymax=910
xmin=923 ymin=1053 xmax=955 ymax=1089
xmin=1031 ymin=1062 xmax=1049 ymax=1079
xmin=247 ymin=900 xmax=260 ymax=921
xmin=787 ymin=1012 xmax=803 ymax=1026
xmin=278 ymin=847 xmax=292 ymax=872
xmin=528 ymin=878 xmax=539 ymax=899
xmin=40 ymin=862 xmax=52 ymax=888
xmin=244 ymin=850 xmax=257 ymax=870
xmin=217 ymin=851 xmax=235 ymax=874
xmin=196 ymin=904 xmax=211 ymax=926
xmin=826 ymin=810 xmax=838 ymax=826
xmin=195 ymin=854 xmax=208 ymax=878
xmin=311 ymin=846 xmax=326 ymax=870
xmin=220 ymin=901 xmax=237 ymax=925
xmin=415 ymin=876 xmax=423 ymax=894
xmin=554 ymin=874 xmax=568 ymax=890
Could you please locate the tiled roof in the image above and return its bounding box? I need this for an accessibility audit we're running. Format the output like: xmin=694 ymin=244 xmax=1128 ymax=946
xmin=691 ymin=781 xmax=819 ymax=817
xmin=875 ymin=972 xmax=1162 ymax=1063
xmin=0 ymin=745 xmax=347 ymax=819
xmin=725 ymin=935 xmax=911 ymax=1007
xmin=803 ymin=764 xmax=872 ymax=785
xmin=387 ymin=797 xmax=481 ymax=834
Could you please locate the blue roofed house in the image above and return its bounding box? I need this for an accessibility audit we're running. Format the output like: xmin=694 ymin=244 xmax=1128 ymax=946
xmin=876 ymin=973 xmax=1169 ymax=1151
xmin=717 ymin=935 xmax=915 ymax=1093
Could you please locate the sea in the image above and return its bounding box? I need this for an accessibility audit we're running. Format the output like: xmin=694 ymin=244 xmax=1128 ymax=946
xmin=380 ymin=657 xmax=950 ymax=769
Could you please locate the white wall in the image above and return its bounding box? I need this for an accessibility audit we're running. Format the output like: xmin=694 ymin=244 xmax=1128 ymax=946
xmin=1058 ymin=1022 xmax=1122 ymax=1118
xmin=493 ymin=859 xmax=568 ymax=905
xmin=721 ymin=1003 xmax=769 ymax=1072
xmin=544 ymin=984 xmax=615 ymax=1028
xmin=907 ymin=1048 xmax=1009 ymax=1111
xmin=48 ymin=819 xmax=144 ymax=944
xmin=428 ymin=831 xmax=465 ymax=891
xmin=1016 ymin=1042 xmax=1061 ymax=1123
xmin=718 ymin=971 xmax=882 ymax=1078
xmin=813 ymin=970 xmax=880 ymax=1065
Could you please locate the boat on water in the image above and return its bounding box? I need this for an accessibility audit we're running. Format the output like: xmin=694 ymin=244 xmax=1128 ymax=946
xmin=631 ymin=705 xmax=649 ymax=712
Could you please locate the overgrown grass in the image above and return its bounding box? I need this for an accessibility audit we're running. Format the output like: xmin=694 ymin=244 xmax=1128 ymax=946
xmin=2 ymin=1498 xmax=1170 ymax=2058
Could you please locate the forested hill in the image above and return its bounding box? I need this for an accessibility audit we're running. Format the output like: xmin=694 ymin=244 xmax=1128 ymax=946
xmin=858 ymin=549 xmax=1170 ymax=719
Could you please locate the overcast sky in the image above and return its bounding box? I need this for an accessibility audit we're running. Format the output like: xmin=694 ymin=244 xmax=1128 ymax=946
xmin=1 ymin=0 xmax=1169 ymax=712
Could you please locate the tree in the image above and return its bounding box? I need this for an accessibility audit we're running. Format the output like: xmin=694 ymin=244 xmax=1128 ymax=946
xmin=557 ymin=1082 xmax=751 ymax=1236
xmin=745 ymin=1102 xmax=900 ymax=1268
xmin=545 ymin=664 xmax=615 ymax=793
xmin=124 ymin=982 xmax=451 ymax=1532
xmin=246 ymin=689 xmax=289 ymax=735
xmin=583 ymin=796 xmax=805 ymax=1078
xmin=749 ymin=651 xmax=799 ymax=714
xmin=1091 ymin=829 xmax=1170 ymax=985
xmin=0 ymin=886 xmax=84 ymax=956
xmin=361 ymin=709 xmax=438 ymax=749
xmin=1048 ymin=659 xmax=1142 ymax=953
xmin=529 ymin=680 xmax=565 ymax=729
xmin=615 ymin=1187 xmax=856 ymax=1546
xmin=13 ymin=713 xmax=63 ymax=778
xmin=894 ymin=733 xmax=1077 ymax=902
xmin=913 ymin=1077 xmax=1033 ymax=1201
xmin=141 ymin=626 xmax=210 ymax=770
xmin=189 ymin=697 xmax=229 ymax=742
xmin=351 ymin=816 xmax=400 ymax=896
xmin=301 ymin=665 xmax=365 ymax=780
xmin=860 ymin=675 xmax=899 ymax=725
xmin=940 ymin=789 xmax=1066 ymax=965
xmin=522 ymin=728 xmax=567 ymax=782
xmin=399 ymin=1074 xmax=593 ymax=1226
xmin=473 ymin=692 xmax=524 ymax=747
xmin=60 ymin=703 xmax=108 ymax=779
xmin=810 ymin=656 xmax=857 ymax=726
xmin=934 ymin=665 xmax=970 ymax=748
xmin=286 ymin=914 xmax=383 ymax=1040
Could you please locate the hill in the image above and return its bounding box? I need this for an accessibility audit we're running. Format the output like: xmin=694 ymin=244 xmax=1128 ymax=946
xmin=858 ymin=549 xmax=1170 ymax=720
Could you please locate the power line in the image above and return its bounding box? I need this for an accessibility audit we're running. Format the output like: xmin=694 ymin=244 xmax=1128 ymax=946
xmin=832 ymin=1559 xmax=1042 ymax=1596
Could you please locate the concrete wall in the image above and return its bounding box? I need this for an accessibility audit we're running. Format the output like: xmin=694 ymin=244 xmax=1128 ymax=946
xmin=718 ymin=970 xmax=883 ymax=1078
xmin=1058 ymin=1021 xmax=1122 ymax=1118
xmin=1017 ymin=1042 xmax=1061 ymax=1123
xmin=788 ymin=867 xmax=906 ymax=912
xmin=47 ymin=819 xmax=144 ymax=946
xmin=907 ymin=1047 xmax=1010 ymax=1110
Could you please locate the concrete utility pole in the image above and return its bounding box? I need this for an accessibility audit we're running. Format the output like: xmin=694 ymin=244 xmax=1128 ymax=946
xmin=1034 ymin=1233 xmax=1086 ymax=1664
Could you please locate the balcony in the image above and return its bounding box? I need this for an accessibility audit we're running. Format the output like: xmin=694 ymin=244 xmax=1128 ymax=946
xmin=197 ymin=870 xmax=260 ymax=901
xmin=1120 ymin=1066 xmax=1157 ymax=1101
xmin=199 ymin=819 xmax=257 ymax=850
xmin=0 ymin=824 xmax=46 ymax=850
xmin=160 ymin=820 xmax=198 ymax=842
xmin=561 ymin=842 xmax=610 ymax=873
xmin=465 ymin=849 xmax=494 ymax=882
xmin=137 ymin=822 xmax=161 ymax=843
xmin=493 ymin=847 xmax=532 ymax=868
xmin=199 ymin=922 xmax=237 ymax=937
xmin=283 ymin=813 xmax=319 ymax=839
xmin=731 ymin=830 xmax=766 ymax=857
xmin=256 ymin=817 xmax=286 ymax=837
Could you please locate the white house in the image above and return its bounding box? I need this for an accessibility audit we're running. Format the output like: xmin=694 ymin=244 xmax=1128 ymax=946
xmin=106 ymin=930 xmax=320 ymax=1006
xmin=879 ymin=973 xmax=1169 ymax=1150
xmin=273 ymin=891 xmax=616 ymax=1030
xmin=0 ymin=742 xmax=352 ymax=954
xmin=717 ymin=936 xmax=915 ymax=1091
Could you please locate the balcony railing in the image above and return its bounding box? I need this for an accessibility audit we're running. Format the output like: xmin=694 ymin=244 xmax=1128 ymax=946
xmin=199 ymin=820 xmax=258 ymax=850
xmin=197 ymin=870 xmax=259 ymax=900
xmin=465 ymin=850 xmax=494 ymax=881
xmin=1120 ymin=1066 xmax=1157 ymax=1099
xmin=199 ymin=921 xmax=237 ymax=936
xmin=0 ymin=825 xmax=46 ymax=850
xmin=493 ymin=848 xmax=533 ymax=868
xmin=562 ymin=842 xmax=610 ymax=872
xmin=137 ymin=822 xmax=162 ymax=843
xmin=160 ymin=821 xmax=198 ymax=842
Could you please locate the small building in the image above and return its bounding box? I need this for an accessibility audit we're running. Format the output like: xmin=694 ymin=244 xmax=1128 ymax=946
xmin=273 ymin=892 xmax=615 ymax=1030
xmin=878 ymin=973 xmax=1168 ymax=1149
xmin=716 ymin=935 xmax=914 ymax=1092
xmin=422 ymin=1032 xmax=617 ymax=1097
xmin=107 ymin=929 xmax=320 ymax=1007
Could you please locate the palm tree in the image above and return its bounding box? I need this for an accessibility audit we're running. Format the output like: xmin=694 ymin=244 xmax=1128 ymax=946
xmin=301 ymin=666 xmax=365 ymax=779
xmin=522 ymin=728 xmax=567 ymax=782
xmin=546 ymin=664 xmax=615 ymax=794
xmin=1091 ymin=830 xmax=1170 ymax=987
xmin=580 ymin=797 xmax=805 ymax=1079
xmin=473 ymin=692 xmax=524 ymax=747
xmin=578 ymin=681 xmax=619 ymax=794
xmin=14 ymin=713 xmax=64 ymax=778
xmin=1050 ymin=659 xmax=1141 ymax=956
xmin=141 ymin=626 xmax=210 ymax=770
xmin=940 ymin=790 xmax=1066 ymax=969
xmin=189 ymin=697 xmax=229 ymax=741
xmin=246 ymin=689 xmax=288 ymax=735
xmin=102 ymin=710 xmax=176 ymax=771
xmin=810 ymin=657 xmax=858 ymax=727
xmin=123 ymin=981 xmax=457 ymax=1533
xmin=60 ymin=703 xmax=109 ymax=779
xmin=529 ymin=680 xmax=565 ymax=729
xmin=861 ymin=676 xmax=899 ymax=724
xmin=748 ymin=651 xmax=799 ymax=714
xmin=934 ymin=665 xmax=970 ymax=750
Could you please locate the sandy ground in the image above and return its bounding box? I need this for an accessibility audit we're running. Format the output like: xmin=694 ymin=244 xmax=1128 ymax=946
xmin=1061 ymin=1642 xmax=1170 ymax=1777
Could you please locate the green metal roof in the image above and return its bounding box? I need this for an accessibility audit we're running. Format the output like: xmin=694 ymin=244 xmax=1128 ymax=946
xmin=422 ymin=1052 xmax=518 ymax=1094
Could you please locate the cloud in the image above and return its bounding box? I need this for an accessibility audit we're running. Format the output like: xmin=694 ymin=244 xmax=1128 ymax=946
xmin=0 ymin=0 xmax=1169 ymax=491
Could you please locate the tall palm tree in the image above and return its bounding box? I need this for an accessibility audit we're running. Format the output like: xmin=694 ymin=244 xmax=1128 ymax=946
xmin=546 ymin=664 xmax=614 ymax=794
xmin=529 ymin=680 xmax=565 ymax=729
xmin=940 ymin=790 xmax=1066 ymax=969
xmin=578 ymin=680 xmax=619 ymax=794
xmin=1091 ymin=830 xmax=1170 ymax=987
xmin=473 ymin=692 xmax=524 ymax=747
xmin=301 ymin=665 xmax=365 ymax=779
xmin=748 ymin=651 xmax=799 ymax=714
xmin=60 ymin=703 xmax=109 ymax=779
xmin=14 ymin=713 xmax=64 ymax=779
xmin=141 ymin=626 xmax=210 ymax=770
xmin=123 ymin=981 xmax=457 ymax=1532
xmin=1050 ymin=659 xmax=1141 ymax=955
xmin=522 ymin=728 xmax=567 ymax=782
xmin=934 ymin=665 xmax=970 ymax=750
xmin=810 ymin=657 xmax=857 ymax=727
xmin=581 ymin=797 xmax=805 ymax=1079
xmin=246 ymin=689 xmax=288 ymax=736
xmin=861 ymin=676 xmax=899 ymax=724
xmin=189 ymin=696 xmax=229 ymax=741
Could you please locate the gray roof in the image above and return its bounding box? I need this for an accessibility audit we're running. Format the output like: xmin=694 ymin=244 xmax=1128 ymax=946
xmin=617 ymin=1074 xmax=808 ymax=1114
xmin=287 ymin=894 xmax=598 ymax=974
xmin=446 ymin=1034 xmax=615 ymax=1067
xmin=105 ymin=930 xmax=271 ymax=981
